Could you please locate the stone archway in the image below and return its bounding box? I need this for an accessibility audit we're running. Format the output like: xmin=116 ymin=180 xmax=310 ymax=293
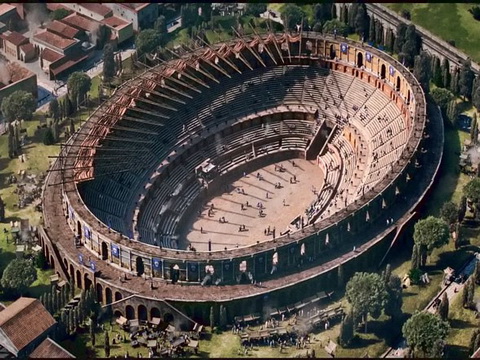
xmin=84 ymin=273 xmax=92 ymax=290
xmin=138 ymin=305 xmax=147 ymax=321
xmin=357 ymin=52 xmax=363 ymax=68
xmin=150 ymin=307 xmax=161 ymax=320
xmin=105 ymin=287 xmax=113 ymax=304
xmin=126 ymin=305 xmax=135 ymax=320
xmin=380 ymin=64 xmax=386 ymax=79
xmin=330 ymin=44 xmax=336 ymax=59
xmin=114 ymin=291 xmax=123 ymax=302
xmin=76 ymin=270 xmax=82 ymax=289
xmin=396 ymin=76 xmax=401 ymax=91
xmin=96 ymin=283 xmax=103 ymax=303
xmin=101 ymin=242 xmax=108 ymax=260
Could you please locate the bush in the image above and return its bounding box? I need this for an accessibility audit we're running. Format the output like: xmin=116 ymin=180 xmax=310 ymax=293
xmin=400 ymin=9 xmax=411 ymax=20
xmin=469 ymin=6 xmax=480 ymax=21
xmin=408 ymin=268 xmax=422 ymax=285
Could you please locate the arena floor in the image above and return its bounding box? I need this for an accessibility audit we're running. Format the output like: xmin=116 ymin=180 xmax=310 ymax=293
xmin=182 ymin=159 xmax=325 ymax=251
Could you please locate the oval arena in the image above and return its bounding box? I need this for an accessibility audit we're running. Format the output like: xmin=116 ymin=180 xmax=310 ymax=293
xmin=40 ymin=32 xmax=438 ymax=326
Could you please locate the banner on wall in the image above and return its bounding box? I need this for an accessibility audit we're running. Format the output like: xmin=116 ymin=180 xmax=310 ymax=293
xmin=90 ymin=261 xmax=96 ymax=272
xmin=389 ymin=65 xmax=395 ymax=76
xmin=84 ymin=226 xmax=91 ymax=240
xmin=340 ymin=43 xmax=348 ymax=54
xmin=68 ymin=205 xmax=75 ymax=220
xmin=366 ymin=52 xmax=372 ymax=62
xmin=111 ymin=244 xmax=120 ymax=258
xmin=152 ymin=258 xmax=161 ymax=270
xmin=78 ymin=254 xmax=84 ymax=265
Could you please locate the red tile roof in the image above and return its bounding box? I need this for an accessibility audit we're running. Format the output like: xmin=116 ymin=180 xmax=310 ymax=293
xmin=101 ymin=16 xmax=130 ymax=30
xmin=34 ymin=30 xmax=77 ymax=51
xmin=19 ymin=43 xmax=35 ymax=55
xmin=51 ymin=53 xmax=89 ymax=76
xmin=78 ymin=3 xmax=112 ymax=17
xmin=118 ymin=3 xmax=150 ymax=12
xmin=30 ymin=338 xmax=75 ymax=359
xmin=46 ymin=20 xmax=81 ymax=39
xmin=0 ymin=31 xmax=28 ymax=47
xmin=41 ymin=48 xmax=64 ymax=63
xmin=61 ymin=13 xmax=101 ymax=33
xmin=0 ymin=4 xmax=16 ymax=17
xmin=0 ymin=298 xmax=56 ymax=354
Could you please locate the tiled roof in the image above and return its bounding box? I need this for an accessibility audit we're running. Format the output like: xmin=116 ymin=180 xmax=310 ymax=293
xmin=78 ymin=3 xmax=112 ymax=17
xmin=34 ymin=30 xmax=77 ymax=50
xmin=0 ymin=31 xmax=28 ymax=47
xmin=61 ymin=13 xmax=101 ymax=33
xmin=0 ymin=298 xmax=56 ymax=354
xmin=46 ymin=20 xmax=80 ymax=39
xmin=51 ymin=53 xmax=89 ymax=76
xmin=101 ymin=16 xmax=130 ymax=30
xmin=30 ymin=338 xmax=75 ymax=359
xmin=19 ymin=43 xmax=35 ymax=55
xmin=0 ymin=4 xmax=16 ymax=17
xmin=41 ymin=48 xmax=64 ymax=63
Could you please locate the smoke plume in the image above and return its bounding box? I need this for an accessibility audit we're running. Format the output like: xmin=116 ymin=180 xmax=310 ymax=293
xmin=0 ymin=60 xmax=11 ymax=85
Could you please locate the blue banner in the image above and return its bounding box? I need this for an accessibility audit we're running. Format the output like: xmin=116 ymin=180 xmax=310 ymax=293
xmin=78 ymin=254 xmax=84 ymax=265
xmin=69 ymin=206 xmax=75 ymax=220
xmin=152 ymin=258 xmax=161 ymax=270
xmin=90 ymin=261 xmax=96 ymax=272
xmin=389 ymin=65 xmax=395 ymax=76
xmin=84 ymin=226 xmax=91 ymax=240
xmin=111 ymin=244 xmax=120 ymax=258
xmin=366 ymin=52 xmax=372 ymax=62
xmin=340 ymin=43 xmax=348 ymax=54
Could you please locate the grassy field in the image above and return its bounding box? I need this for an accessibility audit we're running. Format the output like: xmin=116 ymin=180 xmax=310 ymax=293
xmin=385 ymin=3 xmax=480 ymax=63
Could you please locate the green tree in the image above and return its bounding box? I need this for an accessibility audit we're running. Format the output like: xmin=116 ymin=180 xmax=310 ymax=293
xmin=442 ymin=58 xmax=451 ymax=89
xmin=430 ymin=88 xmax=454 ymax=111
xmin=314 ymin=3 xmax=332 ymax=25
xmin=1 ymin=259 xmax=37 ymax=296
xmin=472 ymin=113 xmax=479 ymax=145
xmin=402 ymin=311 xmax=450 ymax=357
xmin=451 ymin=68 xmax=460 ymax=95
xmin=446 ymin=99 xmax=459 ymax=127
xmin=411 ymin=243 xmax=420 ymax=270
xmin=245 ymin=3 xmax=267 ymax=17
xmin=382 ymin=263 xmax=392 ymax=284
xmin=337 ymin=263 xmax=345 ymax=289
xmin=135 ymin=29 xmax=162 ymax=56
xmin=339 ymin=4 xmax=347 ymax=24
xmin=154 ymin=15 xmax=167 ymax=46
xmin=464 ymin=178 xmax=480 ymax=217
xmin=67 ymin=72 xmax=91 ymax=110
xmin=375 ymin=20 xmax=383 ymax=46
xmin=468 ymin=277 xmax=475 ymax=307
xmin=103 ymin=43 xmax=116 ymax=81
xmin=219 ymin=304 xmax=227 ymax=329
xmin=459 ymin=59 xmax=475 ymax=101
xmin=104 ymin=331 xmax=110 ymax=358
xmin=438 ymin=292 xmax=449 ymax=321
xmin=338 ymin=311 xmax=354 ymax=347
xmin=473 ymin=261 xmax=480 ymax=285
xmin=35 ymin=251 xmax=47 ymax=269
xmin=345 ymin=272 xmax=388 ymax=332
xmin=90 ymin=318 xmax=96 ymax=346
xmin=312 ymin=22 xmax=322 ymax=32
xmin=413 ymin=217 xmax=450 ymax=266
xmin=49 ymin=8 xmax=71 ymax=20
xmin=368 ymin=15 xmax=375 ymax=43
xmin=43 ymin=126 xmax=55 ymax=145
xmin=209 ymin=306 xmax=215 ymax=329
xmin=347 ymin=3 xmax=358 ymax=30
xmin=393 ymin=23 xmax=407 ymax=54
xmin=49 ymin=98 xmax=60 ymax=122
xmin=384 ymin=27 xmax=395 ymax=52
xmin=432 ymin=56 xmax=443 ymax=87
xmin=385 ymin=274 xmax=403 ymax=321
xmin=354 ymin=5 xmax=369 ymax=39
xmin=413 ymin=51 xmax=431 ymax=92
xmin=440 ymin=201 xmax=459 ymax=226
xmin=462 ymin=278 xmax=471 ymax=308
xmin=322 ymin=19 xmax=349 ymax=37
xmin=281 ymin=4 xmax=305 ymax=31
xmin=1 ymin=90 xmax=36 ymax=122
xmin=473 ymin=83 xmax=480 ymax=111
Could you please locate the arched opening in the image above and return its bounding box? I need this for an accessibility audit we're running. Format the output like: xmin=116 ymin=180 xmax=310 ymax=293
xmin=84 ymin=274 xmax=92 ymax=290
xmin=101 ymin=242 xmax=108 ymax=260
xmin=76 ymin=270 xmax=82 ymax=289
xmin=96 ymin=283 xmax=103 ymax=303
xmin=76 ymin=221 xmax=82 ymax=238
xmin=63 ymin=258 xmax=68 ymax=269
xmin=329 ymin=44 xmax=336 ymax=59
xmin=136 ymin=256 xmax=144 ymax=277
xmin=138 ymin=305 xmax=147 ymax=321
xmin=396 ymin=76 xmax=401 ymax=91
xmin=105 ymin=288 xmax=113 ymax=304
xmin=357 ymin=52 xmax=363 ymax=67
xmin=380 ymin=64 xmax=386 ymax=79
xmin=407 ymin=89 xmax=411 ymax=104
xmin=114 ymin=310 xmax=123 ymax=318
xmin=150 ymin=307 xmax=161 ymax=320
xmin=163 ymin=313 xmax=174 ymax=323
xmin=49 ymin=256 xmax=55 ymax=269
xmin=69 ymin=264 xmax=75 ymax=284
xmin=115 ymin=291 xmax=123 ymax=302
xmin=126 ymin=305 xmax=135 ymax=320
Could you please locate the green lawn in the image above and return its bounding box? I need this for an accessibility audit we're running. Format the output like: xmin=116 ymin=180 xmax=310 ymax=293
xmin=385 ymin=3 xmax=480 ymax=63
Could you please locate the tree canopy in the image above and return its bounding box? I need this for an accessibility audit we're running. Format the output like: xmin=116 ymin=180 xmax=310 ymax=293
xmin=322 ymin=19 xmax=349 ymax=37
xmin=346 ymin=272 xmax=388 ymax=330
xmin=1 ymin=259 xmax=37 ymax=295
xmin=135 ymin=29 xmax=162 ymax=55
xmin=413 ymin=216 xmax=450 ymax=254
xmin=413 ymin=51 xmax=431 ymax=92
xmin=49 ymin=8 xmax=71 ymax=21
xmin=464 ymin=178 xmax=480 ymax=204
xmin=459 ymin=59 xmax=475 ymax=100
xmin=245 ymin=3 xmax=267 ymax=17
xmin=67 ymin=72 xmax=91 ymax=108
xmin=1 ymin=90 xmax=36 ymax=122
xmin=440 ymin=201 xmax=459 ymax=226
xmin=430 ymin=88 xmax=454 ymax=111
xmin=281 ymin=4 xmax=305 ymax=31
xmin=402 ymin=312 xmax=449 ymax=357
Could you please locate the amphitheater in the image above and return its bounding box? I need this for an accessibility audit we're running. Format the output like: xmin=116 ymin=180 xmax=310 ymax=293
xmin=40 ymin=32 xmax=442 ymax=326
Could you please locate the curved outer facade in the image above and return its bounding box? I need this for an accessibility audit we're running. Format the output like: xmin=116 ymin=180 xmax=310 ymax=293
xmin=40 ymin=33 xmax=433 ymax=323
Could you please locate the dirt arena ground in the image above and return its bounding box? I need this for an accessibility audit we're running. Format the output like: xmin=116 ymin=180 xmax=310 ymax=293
xmin=182 ymin=159 xmax=325 ymax=252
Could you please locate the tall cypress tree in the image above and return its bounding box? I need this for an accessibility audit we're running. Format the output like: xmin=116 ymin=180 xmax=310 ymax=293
xmin=375 ymin=20 xmax=383 ymax=46
xmin=451 ymin=68 xmax=460 ymax=95
xmin=459 ymin=59 xmax=475 ymax=101
xmin=338 ymin=312 xmax=354 ymax=347
xmin=438 ymin=292 xmax=449 ymax=321
xmin=209 ymin=306 xmax=215 ymax=330
xmin=104 ymin=331 xmax=110 ymax=358
xmin=432 ymin=57 xmax=443 ymax=87
xmin=411 ymin=243 xmax=420 ymax=270
xmin=369 ymin=15 xmax=376 ymax=43
xmin=471 ymin=113 xmax=478 ymax=142
xmin=90 ymin=318 xmax=96 ymax=346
